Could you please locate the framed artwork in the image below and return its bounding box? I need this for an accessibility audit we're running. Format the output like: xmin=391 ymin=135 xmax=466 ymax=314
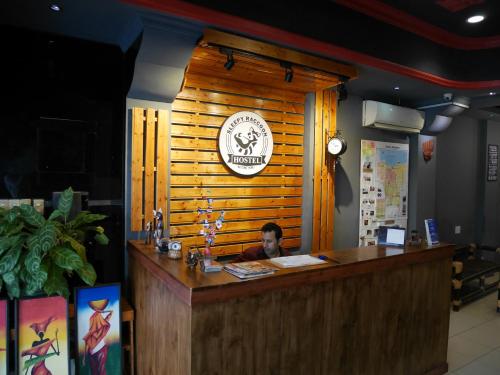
xmin=0 ymin=300 xmax=8 ymax=375
xmin=16 ymin=295 xmax=70 ymax=375
xmin=75 ymin=283 xmax=122 ymax=375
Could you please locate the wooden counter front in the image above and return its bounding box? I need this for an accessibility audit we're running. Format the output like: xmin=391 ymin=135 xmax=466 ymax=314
xmin=128 ymin=240 xmax=453 ymax=375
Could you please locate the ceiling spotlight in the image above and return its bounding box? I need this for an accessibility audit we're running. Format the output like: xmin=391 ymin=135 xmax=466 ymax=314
xmin=224 ymin=53 xmax=234 ymax=70
xmin=50 ymin=4 xmax=61 ymax=12
xmin=280 ymin=62 xmax=293 ymax=83
xmin=467 ymin=15 xmax=484 ymax=23
xmin=394 ymin=86 xmax=400 ymax=91
xmin=220 ymin=48 xmax=234 ymax=70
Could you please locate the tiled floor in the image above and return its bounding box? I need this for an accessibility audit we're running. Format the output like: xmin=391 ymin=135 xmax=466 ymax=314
xmin=447 ymin=292 xmax=500 ymax=374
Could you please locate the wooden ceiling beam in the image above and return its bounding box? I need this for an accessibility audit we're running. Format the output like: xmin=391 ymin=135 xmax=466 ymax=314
xmin=199 ymin=29 xmax=358 ymax=80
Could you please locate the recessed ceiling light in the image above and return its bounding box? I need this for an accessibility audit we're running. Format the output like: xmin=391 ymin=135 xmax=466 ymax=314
xmin=467 ymin=15 xmax=484 ymax=23
xmin=50 ymin=4 xmax=61 ymax=12
xmin=394 ymin=86 xmax=400 ymax=90
xmin=489 ymin=92 xmax=496 ymax=96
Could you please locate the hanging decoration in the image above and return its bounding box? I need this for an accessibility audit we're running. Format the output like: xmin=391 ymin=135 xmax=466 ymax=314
xmin=197 ymin=193 xmax=225 ymax=261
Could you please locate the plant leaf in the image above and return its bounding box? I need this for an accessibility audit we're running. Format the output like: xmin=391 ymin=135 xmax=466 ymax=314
xmin=3 ymin=270 xmax=20 ymax=299
xmin=77 ymin=262 xmax=97 ymax=286
xmin=68 ymin=212 xmax=107 ymax=229
xmin=25 ymin=247 xmax=43 ymax=274
xmin=61 ymin=235 xmax=87 ymax=262
xmin=94 ymin=232 xmax=109 ymax=245
xmin=50 ymin=246 xmax=83 ymax=270
xmin=48 ymin=209 xmax=63 ymax=221
xmin=57 ymin=187 xmax=74 ymax=219
xmin=19 ymin=267 xmax=28 ymax=283
xmin=43 ymin=264 xmax=69 ymax=298
xmin=0 ymin=243 xmax=22 ymax=274
xmin=27 ymin=222 xmax=57 ymax=255
xmin=5 ymin=222 xmax=24 ymax=237
xmin=25 ymin=269 xmax=48 ymax=295
xmin=2 ymin=271 xmax=16 ymax=285
xmin=5 ymin=207 xmax=20 ymax=223
xmin=19 ymin=204 xmax=45 ymax=228
xmin=0 ymin=236 xmax=16 ymax=257
xmin=4 ymin=278 xmax=20 ymax=299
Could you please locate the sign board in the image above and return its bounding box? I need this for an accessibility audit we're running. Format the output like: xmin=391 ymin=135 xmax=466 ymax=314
xmin=219 ymin=111 xmax=274 ymax=176
xmin=487 ymin=144 xmax=498 ymax=182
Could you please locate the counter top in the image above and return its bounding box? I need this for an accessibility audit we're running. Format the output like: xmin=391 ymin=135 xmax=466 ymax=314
xmin=128 ymin=240 xmax=454 ymax=306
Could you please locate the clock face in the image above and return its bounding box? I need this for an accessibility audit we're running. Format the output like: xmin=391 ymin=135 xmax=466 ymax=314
xmin=328 ymin=138 xmax=344 ymax=155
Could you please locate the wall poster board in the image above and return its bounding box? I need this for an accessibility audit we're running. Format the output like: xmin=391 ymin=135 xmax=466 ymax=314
xmin=359 ymin=140 xmax=409 ymax=246
xmin=487 ymin=144 xmax=498 ymax=182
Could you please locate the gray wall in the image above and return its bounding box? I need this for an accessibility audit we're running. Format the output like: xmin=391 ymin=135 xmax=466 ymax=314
xmin=333 ymin=95 xmax=409 ymax=249
xmin=436 ymin=116 xmax=481 ymax=244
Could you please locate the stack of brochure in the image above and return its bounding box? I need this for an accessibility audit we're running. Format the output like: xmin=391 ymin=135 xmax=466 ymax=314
xmin=200 ymin=259 xmax=223 ymax=273
xmin=224 ymin=261 xmax=278 ymax=279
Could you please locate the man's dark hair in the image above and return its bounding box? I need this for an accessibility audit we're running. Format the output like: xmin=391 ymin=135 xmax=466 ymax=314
xmin=261 ymin=222 xmax=283 ymax=241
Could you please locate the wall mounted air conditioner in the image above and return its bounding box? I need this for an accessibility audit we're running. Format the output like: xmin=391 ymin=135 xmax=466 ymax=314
xmin=362 ymin=100 xmax=425 ymax=134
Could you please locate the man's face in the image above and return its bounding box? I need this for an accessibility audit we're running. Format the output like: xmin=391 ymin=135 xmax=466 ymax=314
xmin=262 ymin=230 xmax=282 ymax=258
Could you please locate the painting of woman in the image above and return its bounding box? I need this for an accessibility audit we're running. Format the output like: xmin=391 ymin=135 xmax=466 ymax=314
xmin=75 ymin=284 xmax=121 ymax=375
xmin=82 ymin=300 xmax=113 ymax=374
xmin=17 ymin=296 xmax=69 ymax=375
xmin=21 ymin=316 xmax=60 ymax=375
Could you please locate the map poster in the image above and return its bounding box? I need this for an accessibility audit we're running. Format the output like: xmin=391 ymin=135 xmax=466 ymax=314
xmin=359 ymin=140 xmax=409 ymax=246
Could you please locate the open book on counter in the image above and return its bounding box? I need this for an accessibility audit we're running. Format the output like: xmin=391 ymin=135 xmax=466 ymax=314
xmin=223 ymin=261 xmax=278 ymax=279
xmin=269 ymin=255 xmax=326 ymax=268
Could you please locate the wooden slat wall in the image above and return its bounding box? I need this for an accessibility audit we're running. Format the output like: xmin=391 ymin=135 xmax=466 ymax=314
xmin=130 ymin=40 xmax=346 ymax=255
xmin=312 ymin=89 xmax=337 ymax=252
xmin=170 ymin=90 xmax=304 ymax=255
xmin=130 ymin=108 xmax=169 ymax=231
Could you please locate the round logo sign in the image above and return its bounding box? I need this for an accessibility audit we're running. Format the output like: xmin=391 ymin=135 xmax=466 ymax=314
xmin=218 ymin=111 xmax=274 ymax=176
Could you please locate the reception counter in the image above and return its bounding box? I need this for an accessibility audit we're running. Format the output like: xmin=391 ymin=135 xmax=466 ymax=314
xmin=128 ymin=240 xmax=453 ymax=375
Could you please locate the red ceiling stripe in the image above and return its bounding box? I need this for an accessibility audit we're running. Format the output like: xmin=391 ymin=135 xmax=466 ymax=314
xmin=335 ymin=0 xmax=500 ymax=50
xmin=436 ymin=0 xmax=484 ymax=13
xmin=122 ymin=0 xmax=500 ymax=89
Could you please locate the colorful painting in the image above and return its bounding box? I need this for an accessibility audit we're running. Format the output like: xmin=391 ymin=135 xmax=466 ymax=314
xmin=0 ymin=300 xmax=8 ymax=375
xmin=16 ymin=296 xmax=69 ymax=375
xmin=75 ymin=284 xmax=121 ymax=375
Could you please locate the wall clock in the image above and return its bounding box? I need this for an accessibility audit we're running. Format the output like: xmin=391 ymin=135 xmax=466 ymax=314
xmin=327 ymin=135 xmax=347 ymax=156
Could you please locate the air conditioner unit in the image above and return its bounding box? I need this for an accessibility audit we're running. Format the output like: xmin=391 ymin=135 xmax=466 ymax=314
xmin=362 ymin=100 xmax=425 ymax=134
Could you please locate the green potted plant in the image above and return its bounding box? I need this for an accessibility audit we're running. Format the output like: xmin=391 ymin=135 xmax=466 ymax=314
xmin=0 ymin=187 xmax=109 ymax=299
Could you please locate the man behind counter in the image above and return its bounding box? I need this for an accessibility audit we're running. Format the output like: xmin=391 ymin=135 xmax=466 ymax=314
xmin=233 ymin=222 xmax=290 ymax=262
